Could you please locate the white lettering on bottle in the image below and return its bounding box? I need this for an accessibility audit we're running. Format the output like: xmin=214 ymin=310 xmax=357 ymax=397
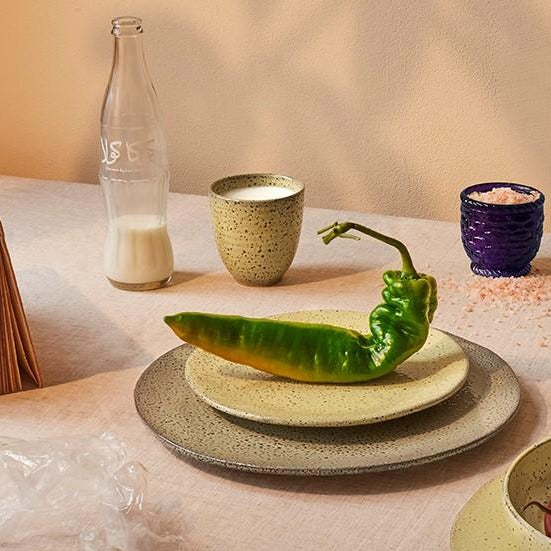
xmin=126 ymin=141 xmax=140 ymax=162
xmin=126 ymin=138 xmax=155 ymax=162
xmin=101 ymin=137 xmax=156 ymax=166
xmin=100 ymin=137 xmax=122 ymax=165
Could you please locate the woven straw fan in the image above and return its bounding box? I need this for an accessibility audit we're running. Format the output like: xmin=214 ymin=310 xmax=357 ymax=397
xmin=0 ymin=222 xmax=42 ymax=393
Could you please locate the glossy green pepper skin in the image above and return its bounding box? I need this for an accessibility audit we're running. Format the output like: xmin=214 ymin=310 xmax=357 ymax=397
xmin=164 ymin=221 xmax=438 ymax=383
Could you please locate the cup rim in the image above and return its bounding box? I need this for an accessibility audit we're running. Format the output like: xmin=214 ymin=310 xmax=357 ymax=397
xmin=460 ymin=182 xmax=545 ymax=209
xmin=502 ymin=436 xmax=551 ymax=544
xmin=209 ymin=173 xmax=305 ymax=203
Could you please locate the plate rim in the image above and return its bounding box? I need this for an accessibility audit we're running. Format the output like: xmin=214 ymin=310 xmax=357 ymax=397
xmin=134 ymin=334 xmax=521 ymax=476
xmin=141 ymin=404 xmax=519 ymax=476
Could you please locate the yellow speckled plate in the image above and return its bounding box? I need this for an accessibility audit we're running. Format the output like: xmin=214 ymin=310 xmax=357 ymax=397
xmin=185 ymin=310 xmax=469 ymax=427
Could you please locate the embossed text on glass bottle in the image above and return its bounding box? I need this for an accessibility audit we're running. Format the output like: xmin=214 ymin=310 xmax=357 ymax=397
xmin=100 ymin=16 xmax=173 ymax=291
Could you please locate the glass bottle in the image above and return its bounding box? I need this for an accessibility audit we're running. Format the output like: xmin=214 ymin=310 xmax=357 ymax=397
xmin=100 ymin=16 xmax=173 ymax=291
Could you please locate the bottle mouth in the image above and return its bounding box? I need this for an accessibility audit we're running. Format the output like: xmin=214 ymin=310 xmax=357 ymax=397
xmin=111 ymin=16 xmax=143 ymax=36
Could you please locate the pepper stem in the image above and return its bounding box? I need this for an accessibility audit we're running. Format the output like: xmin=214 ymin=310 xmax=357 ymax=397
xmin=317 ymin=221 xmax=419 ymax=277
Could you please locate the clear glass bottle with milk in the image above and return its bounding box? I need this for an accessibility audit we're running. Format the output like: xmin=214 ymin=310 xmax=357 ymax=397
xmin=99 ymin=16 xmax=173 ymax=291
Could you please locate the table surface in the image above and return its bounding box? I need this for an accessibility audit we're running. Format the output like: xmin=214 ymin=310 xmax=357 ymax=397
xmin=0 ymin=176 xmax=550 ymax=550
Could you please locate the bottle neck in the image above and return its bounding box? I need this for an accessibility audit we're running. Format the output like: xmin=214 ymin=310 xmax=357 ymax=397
xmin=101 ymin=16 xmax=161 ymax=126
xmin=110 ymin=16 xmax=149 ymax=80
xmin=112 ymin=35 xmax=147 ymax=75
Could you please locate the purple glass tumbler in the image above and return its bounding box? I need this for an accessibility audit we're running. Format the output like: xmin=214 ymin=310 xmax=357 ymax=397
xmin=460 ymin=182 xmax=545 ymax=277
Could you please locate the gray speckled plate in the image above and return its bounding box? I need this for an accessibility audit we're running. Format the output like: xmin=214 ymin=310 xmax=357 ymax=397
xmin=185 ymin=310 xmax=469 ymax=427
xmin=134 ymin=334 xmax=520 ymax=475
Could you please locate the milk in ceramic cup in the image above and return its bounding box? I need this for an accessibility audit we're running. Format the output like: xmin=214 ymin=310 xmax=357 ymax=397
xmin=104 ymin=214 xmax=173 ymax=286
xmin=219 ymin=186 xmax=295 ymax=201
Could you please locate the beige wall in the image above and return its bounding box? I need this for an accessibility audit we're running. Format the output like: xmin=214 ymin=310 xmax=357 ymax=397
xmin=1 ymin=1 xmax=550 ymax=229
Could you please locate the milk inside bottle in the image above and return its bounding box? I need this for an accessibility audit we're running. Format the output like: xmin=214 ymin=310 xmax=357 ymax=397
xmin=99 ymin=16 xmax=174 ymax=290
xmin=103 ymin=214 xmax=173 ymax=285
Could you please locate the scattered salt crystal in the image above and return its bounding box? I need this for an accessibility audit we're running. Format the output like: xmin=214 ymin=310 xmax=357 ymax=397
xmin=468 ymin=187 xmax=540 ymax=205
xmin=440 ymin=267 xmax=551 ymax=316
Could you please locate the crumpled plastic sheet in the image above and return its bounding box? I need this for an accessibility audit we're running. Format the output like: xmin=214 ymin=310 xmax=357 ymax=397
xmin=0 ymin=432 xmax=186 ymax=550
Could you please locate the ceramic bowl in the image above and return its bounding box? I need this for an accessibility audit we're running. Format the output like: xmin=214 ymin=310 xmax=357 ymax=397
xmin=460 ymin=182 xmax=545 ymax=277
xmin=451 ymin=438 xmax=551 ymax=550
xmin=209 ymin=173 xmax=304 ymax=286
xmin=503 ymin=437 xmax=551 ymax=545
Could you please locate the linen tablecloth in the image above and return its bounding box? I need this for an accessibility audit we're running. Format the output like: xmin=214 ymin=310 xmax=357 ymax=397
xmin=0 ymin=176 xmax=549 ymax=550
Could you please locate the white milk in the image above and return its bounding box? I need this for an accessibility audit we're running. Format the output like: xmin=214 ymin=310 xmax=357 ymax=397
xmin=220 ymin=185 xmax=294 ymax=200
xmin=104 ymin=214 xmax=173 ymax=284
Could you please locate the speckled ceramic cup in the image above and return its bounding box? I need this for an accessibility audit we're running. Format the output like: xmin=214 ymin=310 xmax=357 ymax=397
xmin=503 ymin=437 xmax=551 ymax=547
xmin=209 ymin=174 xmax=304 ymax=286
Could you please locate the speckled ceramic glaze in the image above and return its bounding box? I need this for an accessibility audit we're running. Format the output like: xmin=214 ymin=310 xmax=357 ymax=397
xmin=451 ymin=476 xmax=530 ymax=550
xmin=504 ymin=438 xmax=551 ymax=545
xmin=134 ymin=333 xmax=520 ymax=475
xmin=209 ymin=174 xmax=304 ymax=286
xmin=185 ymin=310 xmax=470 ymax=427
xmin=451 ymin=438 xmax=551 ymax=550
xmin=460 ymin=182 xmax=545 ymax=277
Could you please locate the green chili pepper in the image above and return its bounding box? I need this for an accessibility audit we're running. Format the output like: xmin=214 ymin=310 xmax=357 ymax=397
xmin=164 ymin=221 xmax=437 ymax=383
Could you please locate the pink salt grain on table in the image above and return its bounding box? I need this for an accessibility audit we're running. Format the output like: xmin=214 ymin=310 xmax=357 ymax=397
xmin=440 ymin=266 xmax=551 ymax=347
xmin=468 ymin=186 xmax=540 ymax=204
xmin=441 ymin=269 xmax=551 ymax=311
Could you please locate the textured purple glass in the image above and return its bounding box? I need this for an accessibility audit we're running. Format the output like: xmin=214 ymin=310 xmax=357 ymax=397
xmin=460 ymin=182 xmax=545 ymax=277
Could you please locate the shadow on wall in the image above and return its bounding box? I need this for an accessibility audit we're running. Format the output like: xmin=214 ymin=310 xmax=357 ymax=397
xmin=3 ymin=2 xmax=551 ymax=227
xmin=143 ymin=2 xmax=434 ymax=211
xmin=142 ymin=2 xmax=551 ymax=222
